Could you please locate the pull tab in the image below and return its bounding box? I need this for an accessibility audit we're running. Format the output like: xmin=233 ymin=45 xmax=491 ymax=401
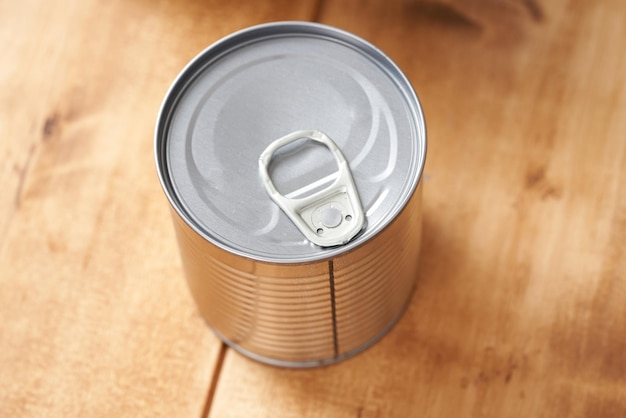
xmin=258 ymin=130 xmax=366 ymax=247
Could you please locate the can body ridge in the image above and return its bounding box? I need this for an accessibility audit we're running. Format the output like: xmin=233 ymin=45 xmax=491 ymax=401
xmin=172 ymin=183 xmax=422 ymax=366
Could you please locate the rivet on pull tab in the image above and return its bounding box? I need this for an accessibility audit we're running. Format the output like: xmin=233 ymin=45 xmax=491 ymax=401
xmin=258 ymin=130 xmax=366 ymax=247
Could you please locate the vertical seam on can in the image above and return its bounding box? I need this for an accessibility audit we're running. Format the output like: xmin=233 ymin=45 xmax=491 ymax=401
xmin=328 ymin=260 xmax=339 ymax=357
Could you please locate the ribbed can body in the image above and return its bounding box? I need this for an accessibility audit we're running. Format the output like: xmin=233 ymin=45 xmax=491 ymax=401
xmin=173 ymin=183 xmax=422 ymax=367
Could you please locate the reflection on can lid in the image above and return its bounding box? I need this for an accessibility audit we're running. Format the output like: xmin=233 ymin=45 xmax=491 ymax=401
xmin=155 ymin=22 xmax=426 ymax=263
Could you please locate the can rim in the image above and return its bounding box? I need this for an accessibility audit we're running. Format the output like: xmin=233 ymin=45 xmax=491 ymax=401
xmin=154 ymin=21 xmax=427 ymax=264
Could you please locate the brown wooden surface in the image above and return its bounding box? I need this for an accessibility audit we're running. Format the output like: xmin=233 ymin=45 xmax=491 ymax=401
xmin=1 ymin=0 xmax=625 ymax=417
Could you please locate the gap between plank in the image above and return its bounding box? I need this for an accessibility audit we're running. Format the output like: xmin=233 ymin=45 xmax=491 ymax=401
xmin=312 ymin=0 xmax=326 ymax=22
xmin=200 ymin=342 xmax=228 ymax=418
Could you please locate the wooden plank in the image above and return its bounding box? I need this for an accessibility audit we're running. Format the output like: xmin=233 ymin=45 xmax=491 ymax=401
xmin=209 ymin=0 xmax=626 ymax=417
xmin=0 ymin=1 xmax=318 ymax=417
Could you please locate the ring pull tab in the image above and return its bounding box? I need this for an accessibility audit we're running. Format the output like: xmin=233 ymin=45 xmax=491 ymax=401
xmin=258 ymin=130 xmax=366 ymax=247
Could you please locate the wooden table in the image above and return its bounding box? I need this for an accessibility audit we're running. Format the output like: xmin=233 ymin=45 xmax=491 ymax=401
xmin=1 ymin=0 xmax=625 ymax=416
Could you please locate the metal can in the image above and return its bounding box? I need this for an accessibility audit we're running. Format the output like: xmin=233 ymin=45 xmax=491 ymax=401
xmin=155 ymin=22 xmax=426 ymax=367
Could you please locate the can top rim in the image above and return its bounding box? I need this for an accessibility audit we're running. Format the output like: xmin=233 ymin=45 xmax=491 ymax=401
xmin=155 ymin=21 xmax=427 ymax=263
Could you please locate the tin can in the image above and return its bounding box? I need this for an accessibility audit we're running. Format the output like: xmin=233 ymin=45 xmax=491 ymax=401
xmin=155 ymin=22 xmax=426 ymax=367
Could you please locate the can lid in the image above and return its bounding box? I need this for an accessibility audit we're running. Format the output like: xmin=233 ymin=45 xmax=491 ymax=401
xmin=155 ymin=22 xmax=426 ymax=263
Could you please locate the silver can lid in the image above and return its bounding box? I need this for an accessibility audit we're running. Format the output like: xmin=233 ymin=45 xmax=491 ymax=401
xmin=155 ymin=22 xmax=426 ymax=263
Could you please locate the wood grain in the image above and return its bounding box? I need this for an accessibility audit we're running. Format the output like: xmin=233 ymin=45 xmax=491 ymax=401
xmin=208 ymin=0 xmax=626 ymax=417
xmin=0 ymin=1 xmax=317 ymax=417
